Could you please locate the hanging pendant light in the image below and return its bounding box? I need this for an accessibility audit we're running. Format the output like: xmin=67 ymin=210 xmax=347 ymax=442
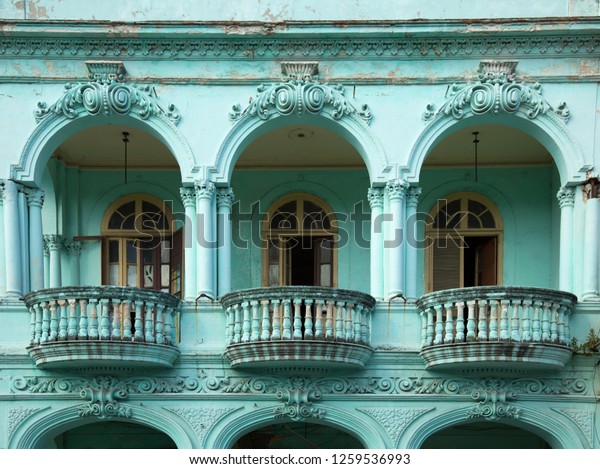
xmin=472 ymin=131 xmax=479 ymax=182
xmin=122 ymin=131 xmax=130 ymax=184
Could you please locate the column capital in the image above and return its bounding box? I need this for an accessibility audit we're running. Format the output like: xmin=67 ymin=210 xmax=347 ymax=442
xmin=216 ymin=187 xmax=235 ymax=209
xmin=44 ymin=234 xmax=63 ymax=251
xmin=557 ymin=186 xmax=576 ymax=208
xmin=25 ymin=187 xmax=45 ymax=208
xmin=64 ymin=240 xmax=82 ymax=256
xmin=195 ymin=179 xmax=215 ymax=201
xmin=180 ymin=186 xmax=197 ymax=208
xmin=385 ymin=178 xmax=410 ymax=201
xmin=0 ymin=179 xmax=18 ymax=203
xmin=406 ymin=186 xmax=422 ymax=208
xmin=367 ymin=187 xmax=384 ymax=209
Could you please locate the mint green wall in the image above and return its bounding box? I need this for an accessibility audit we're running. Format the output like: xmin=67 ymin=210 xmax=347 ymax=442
xmin=418 ymin=165 xmax=559 ymax=295
xmin=231 ymin=169 xmax=371 ymax=293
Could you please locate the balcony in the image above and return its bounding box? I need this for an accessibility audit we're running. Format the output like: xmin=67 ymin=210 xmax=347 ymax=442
xmin=24 ymin=286 xmax=181 ymax=369
xmin=417 ymin=286 xmax=577 ymax=371
xmin=220 ymin=287 xmax=376 ymax=369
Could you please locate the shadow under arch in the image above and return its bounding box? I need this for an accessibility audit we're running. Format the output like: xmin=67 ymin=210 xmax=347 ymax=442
xmin=10 ymin=404 xmax=195 ymax=449
xmin=12 ymin=111 xmax=194 ymax=187
xmin=212 ymin=110 xmax=388 ymax=187
xmin=405 ymin=110 xmax=587 ymax=186
xmin=405 ymin=406 xmax=588 ymax=449
xmin=208 ymin=405 xmax=389 ymax=449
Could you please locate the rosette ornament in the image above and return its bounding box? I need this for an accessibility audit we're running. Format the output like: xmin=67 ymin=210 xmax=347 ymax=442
xmin=229 ymin=80 xmax=372 ymax=124
xmin=423 ymin=60 xmax=570 ymax=122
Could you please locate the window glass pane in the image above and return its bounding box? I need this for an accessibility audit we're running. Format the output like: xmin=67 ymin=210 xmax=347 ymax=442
xmin=319 ymin=238 xmax=332 ymax=263
xmin=142 ymin=201 xmax=167 ymax=230
xmin=143 ymin=264 xmax=154 ymax=288
xmin=108 ymin=240 xmax=119 ymax=263
xmin=467 ymin=213 xmax=481 ymax=229
xmin=127 ymin=265 xmax=137 ymax=287
xmin=269 ymin=240 xmax=279 ymax=262
xmin=142 ymin=243 xmax=154 ymax=263
xmin=109 ymin=264 xmax=119 ymax=286
xmin=271 ymin=201 xmax=297 ymax=230
xmin=161 ymin=240 xmax=171 ymax=263
xmin=269 ymin=265 xmax=279 ymax=286
xmin=108 ymin=201 xmax=135 ymax=229
xmin=161 ymin=265 xmax=169 ymax=288
xmin=108 ymin=212 xmax=124 ymax=230
xmin=479 ymin=210 xmax=495 ymax=228
xmin=320 ymin=264 xmax=331 ymax=287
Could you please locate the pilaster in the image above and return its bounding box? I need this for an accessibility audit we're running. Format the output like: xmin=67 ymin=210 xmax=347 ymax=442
xmin=385 ymin=179 xmax=409 ymax=298
xmin=217 ymin=187 xmax=235 ymax=298
xmin=368 ymin=187 xmax=385 ymax=299
xmin=64 ymin=240 xmax=82 ymax=286
xmin=180 ymin=186 xmax=197 ymax=301
xmin=26 ymin=188 xmax=45 ymax=292
xmin=44 ymin=234 xmax=63 ymax=289
xmin=556 ymin=187 xmax=575 ymax=293
xmin=405 ymin=186 xmax=422 ymax=300
xmin=195 ymin=180 xmax=216 ymax=298
xmin=2 ymin=180 xmax=23 ymax=297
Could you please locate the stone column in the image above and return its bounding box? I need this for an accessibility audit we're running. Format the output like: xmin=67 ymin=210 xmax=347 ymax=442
xmin=44 ymin=235 xmax=62 ymax=289
xmin=368 ymin=187 xmax=384 ymax=299
xmin=0 ymin=184 xmax=5 ymax=295
xmin=556 ymin=187 xmax=575 ymax=293
xmin=64 ymin=240 xmax=82 ymax=286
xmin=180 ymin=186 xmax=197 ymax=300
xmin=43 ymin=241 xmax=50 ymax=288
xmin=2 ymin=180 xmax=23 ymax=297
xmin=582 ymin=183 xmax=600 ymax=301
xmin=195 ymin=180 xmax=215 ymax=298
xmin=217 ymin=187 xmax=235 ymax=298
xmin=385 ymin=179 xmax=409 ymax=298
xmin=26 ymin=188 xmax=45 ymax=291
xmin=405 ymin=186 xmax=422 ymax=300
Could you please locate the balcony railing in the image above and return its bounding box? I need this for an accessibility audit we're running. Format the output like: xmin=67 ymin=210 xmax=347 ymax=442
xmin=24 ymin=286 xmax=181 ymax=369
xmin=416 ymin=286 xmax=577 ymax=370
xmin=220 ymin=286 xmax=376 ymax=368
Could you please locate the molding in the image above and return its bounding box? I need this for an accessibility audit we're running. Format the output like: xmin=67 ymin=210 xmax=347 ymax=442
xmin=229 ymin=80 xmax=372 ymax=124
xmin=553 ymin=408 xmax=594 ymax=447
xmin=358 ymin=407 xmax=433 ymax=447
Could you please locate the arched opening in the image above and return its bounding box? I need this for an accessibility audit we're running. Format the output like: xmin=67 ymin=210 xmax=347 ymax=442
xmin=232 ymin=422 xmax=364 ymax=449
xmin=420 ymin=421 xmax=551 ymax=449
xmin=45 ymin=421 xmax=177 ymax=449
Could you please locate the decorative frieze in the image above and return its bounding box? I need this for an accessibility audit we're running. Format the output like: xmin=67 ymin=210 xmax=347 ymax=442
xmin=423 ymin=60 xmax=570 ymax=122
xmin=7 ymin=406 xmax=48 ymax=442
xmin=358 ymin=407 xmax=432 ymax=446
xmin=554 ymin=408 xmax=594 ymax=447
xmin=165 ymin=407 xmax=240 ymax=445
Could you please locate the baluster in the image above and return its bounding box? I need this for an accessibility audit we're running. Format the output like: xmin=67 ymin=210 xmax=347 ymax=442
xmin=250 ymin=301 xmax=261 ymax=341
xmin=499 ymin=300 xmax=509 ymax=341
xmin=463 ymin=301 xmax=474 ymax=342
xmin=557 ymin=305 xmax=567 ymax=345
xmin=521 ymin=300 xmax=532 ymax=342
xmin=510 ymin=300 xmax=521 ymax=342
xmin=133 ymin=301 xmax=144 ymax=342
xmin=443 ymin=303 xmax=454 ymax=343
xmin=225 ymin=306 xmax=233 ymax=345
xmin=563 ymin=306 xmax=571 ymax=343
xmin=426 ymin=306 xmax=434 ymax=346
xmin=233 ymin=303 xmax=242 ymax=343
xmin=29 ymin=306 xmax=36 ymax=345
xmin=67 ymin=298 xmax=78 ymax=340
xmin=241 ymin=301 xmax=251 ymax=342
xmin=455 ymin=301 xmax=466 ymax=343
xmin=344 ymin=303 xmax=354 ymax=341
xmin=88 ymin=299 xmax=99 ymax=340
xmin=271 ymin=300 xmax=281 ymax=340
xmin=281 ymin=299 xmax=292 ymax=340
xmin=541 ymin=303 xmax=551 ymax=342
xmin=165 ymin=307 xmax=176 ymax=345
xmin=361 ymin=307 xmax=371 ymax=344
xmin=532 ymin=300 xmax=542 ymax=342
xmin=304 ymin=299 xmax=314 ymax=340
xmin=293 ymin=298 xmax=303 ymax=340
xmin=99 ymin=299 xmax=111 ymax=340
xmin=40 ymin=301 xmax=51 ymax=344
xmin=78 ymin=299 xmax=88 ymax=340
xmin=314 ymin=300 xmax=325 ymax=339
xmin=420 ymin=309 xmax=428 ymax=347
xmin=261 ymin=298 xmax=273 ymax=341
xmin=433 ymin=304 xmax=443 ymax=345
xmin=34 ymin=303 xmax=44 ymax=345
xmin=550 ymin=303 xmax=559 ymax=343
xmin=145 ymin=302 xmax=155 ymax=343
xmin=111 ymin=298 xmax=122 ymax=340
xmin=476 ymin=300 xmax=487 ymax=341
xmin=354 ymin=303 xmax=364 ymax=344
xmin=335 ymin=301 xmax=345 ymax=341
xmin=122 ymin=299 xmax=132 ymax=341
xmin=155 ymin=303 xmax=166 ymax=345
xmin=325 ymin=300 xmax=334 ymax=340
xmin=58 ymin=300 xmax=68 ymax=341
xmin=488 ymin=300 xmax=498 ymax=340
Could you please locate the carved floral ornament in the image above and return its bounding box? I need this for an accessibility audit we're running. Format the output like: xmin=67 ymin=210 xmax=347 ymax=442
xmin=34 ymin=61 xmax=180 ymax=125
xmin=423 ymin=60 xmax=570 ymax=122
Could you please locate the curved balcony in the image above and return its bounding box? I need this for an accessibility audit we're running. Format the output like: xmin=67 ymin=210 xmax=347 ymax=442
xmin=221 ymin=287 xmax=376 ymax=369
xmin=24 ymin=286 xmax=181 ymax=369
xmin=416 ymin=286 xmax=577 ymax=371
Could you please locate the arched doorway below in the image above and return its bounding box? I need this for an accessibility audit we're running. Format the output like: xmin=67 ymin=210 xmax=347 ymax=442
xmin=421 ymin=421 xmax=551 ymax=449
xmin=233 ymin=422 xmax=364 ymax=449
xmin=50 ymin=421 xmax=177 ymax=449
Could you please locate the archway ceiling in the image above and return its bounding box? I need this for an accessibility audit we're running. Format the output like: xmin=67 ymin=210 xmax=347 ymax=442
xmin=425 ymin=124 xmax=552 ymax=167
xmin=53 ymin=125 xmax=177 ymax=169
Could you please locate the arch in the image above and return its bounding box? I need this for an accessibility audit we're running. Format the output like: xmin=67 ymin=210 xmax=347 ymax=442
xmin=208 ymin=405 xmax=388 ymax=449
xmin=213 ymin=110 xmax=388 ymax=187
xmin=12 ymin=111 xmax=195 ymax=187
xmin=10 ymin=405 xmax=195 ymax=449
xmin=405 ymin=110 xmax=587 ymax=186
xmin=405 ymin=406 xmax=588 ymax=449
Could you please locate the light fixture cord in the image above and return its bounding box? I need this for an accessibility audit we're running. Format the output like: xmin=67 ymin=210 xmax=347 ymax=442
xmin=472 ymin=131 xmax=479 ymax=182
xmin=122 ymin=131 xmax=130 ymax=184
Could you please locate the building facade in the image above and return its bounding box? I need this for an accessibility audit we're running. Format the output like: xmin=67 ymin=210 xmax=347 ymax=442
xmin=0 ymin=0 xmax=599 ymax=449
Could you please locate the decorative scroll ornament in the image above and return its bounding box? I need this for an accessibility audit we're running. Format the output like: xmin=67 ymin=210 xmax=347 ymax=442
xmin=423 ymin=60 xmax=570 ymax=122
xmin=35 ymin=61 xmax=180 ymax=125
xmin=467 ymin=379 xmax=520 ymax=421
xmin=274 ymin=378 xmax=325 ymax=421
xmin=78 ymin=376 xmax=131 ymax=420
xmin=229 ymin=80 xmax=372 ymax=124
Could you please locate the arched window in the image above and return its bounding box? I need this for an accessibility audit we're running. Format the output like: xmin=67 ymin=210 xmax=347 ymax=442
xmin=426 ymin=193 xmax=503 ymax=292
xmin=102 ymin=195 xmax=182 ymax=296
xmin=262 ymin=194 xmax=337 ymax=287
